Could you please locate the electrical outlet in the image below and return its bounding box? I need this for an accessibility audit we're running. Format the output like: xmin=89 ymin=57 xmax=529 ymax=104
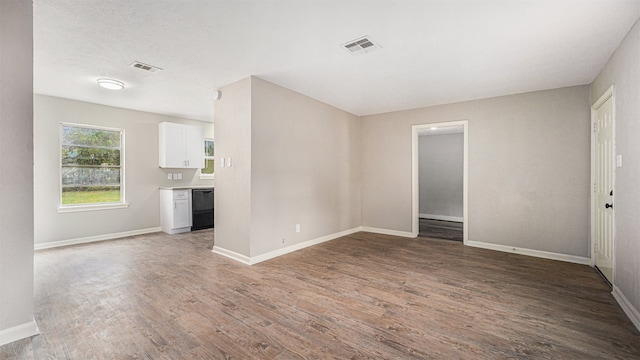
xmin=172 ymin=173 xmax=178 ymax=180
xmin=177 ymin=173 xmax=182 ymax=180
xmin=167 ymin=173 xmax=172 ymax=180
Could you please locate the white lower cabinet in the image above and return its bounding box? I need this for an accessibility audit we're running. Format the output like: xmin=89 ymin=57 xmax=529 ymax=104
xmin=160 ymin=189 xmax=192 ymax=234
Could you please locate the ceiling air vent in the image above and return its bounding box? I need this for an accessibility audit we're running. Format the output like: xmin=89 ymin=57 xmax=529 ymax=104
xmin=341 ymin=36 xmax=380 ymax=55
xmin=129 ymin=61 xmax=163 ymax=73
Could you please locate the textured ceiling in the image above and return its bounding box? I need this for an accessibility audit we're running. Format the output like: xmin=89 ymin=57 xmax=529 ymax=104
xmin=33 ymin=0 xmax=640 ymax=122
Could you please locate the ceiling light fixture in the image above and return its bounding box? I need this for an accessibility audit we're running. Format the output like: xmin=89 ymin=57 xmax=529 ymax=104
xmin=97 ymin=78 xmax=125 ymax=90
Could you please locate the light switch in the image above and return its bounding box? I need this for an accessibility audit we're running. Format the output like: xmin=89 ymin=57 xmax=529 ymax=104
xmin=167 ymin=173 xmax=172 ymax=180
xmin=616 ymin=154 xmax=623 ymax=168
xmin=227 ymin=157 xmax=232 ymax=167
xmin=220 ymin=158 xmax=225 ymax=168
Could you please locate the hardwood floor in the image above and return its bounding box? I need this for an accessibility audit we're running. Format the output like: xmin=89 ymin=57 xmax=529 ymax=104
xmin=419 ymin=218 xmax=463 ymax=241
xmin=2 ymin=230 xmax=639 ymax=359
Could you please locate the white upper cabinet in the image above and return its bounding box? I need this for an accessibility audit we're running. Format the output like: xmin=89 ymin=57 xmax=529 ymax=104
xmin=184 ymin=124 xmax=204 ymax=169
xmin=159 ymin=122 xmax=204 ymax=168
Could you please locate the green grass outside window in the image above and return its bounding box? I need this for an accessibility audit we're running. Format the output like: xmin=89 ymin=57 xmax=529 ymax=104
xmin=62 ymin=189 xmax=121 ymax=205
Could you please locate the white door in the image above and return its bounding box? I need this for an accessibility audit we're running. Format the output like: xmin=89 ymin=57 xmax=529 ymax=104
xmin=594 ymin=94 xmax=614 ymax=283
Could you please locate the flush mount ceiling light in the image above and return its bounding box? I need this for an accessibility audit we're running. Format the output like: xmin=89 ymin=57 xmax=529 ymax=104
xmin=97 ymin=78 xmax=125 ymax=90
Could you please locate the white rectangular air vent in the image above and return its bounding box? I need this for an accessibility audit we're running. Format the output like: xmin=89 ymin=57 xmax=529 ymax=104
xmin=341 ymin=36 xmax=381 ymax=55
xmin=129 ymin=61 xmax=163 ymax=73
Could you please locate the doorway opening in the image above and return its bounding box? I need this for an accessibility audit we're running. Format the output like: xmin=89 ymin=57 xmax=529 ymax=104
xmin=412 ymin=121 xmax=468 ymax=244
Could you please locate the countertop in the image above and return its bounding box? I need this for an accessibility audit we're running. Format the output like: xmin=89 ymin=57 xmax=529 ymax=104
xmin=160 ymin=185 xmax=214 ymax=190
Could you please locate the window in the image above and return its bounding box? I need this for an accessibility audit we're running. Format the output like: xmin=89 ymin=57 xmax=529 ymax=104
xmin=201 ymin=139 xmax=214 ymax=179
xmin=59 ymin=123 xmax=126 ymax=210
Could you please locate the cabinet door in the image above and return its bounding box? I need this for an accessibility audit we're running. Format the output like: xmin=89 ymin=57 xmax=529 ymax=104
xmin=184 ymin=125 xmax=204 ymax=168
xmin=159 ymin=122 xmax=186 ymax=168
xmin=173 ymin=199 xmax=191 ymax=228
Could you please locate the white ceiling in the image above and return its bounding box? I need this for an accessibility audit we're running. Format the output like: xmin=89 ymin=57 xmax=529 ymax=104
xmin=34 ymin=0 xmax=640 ymax=122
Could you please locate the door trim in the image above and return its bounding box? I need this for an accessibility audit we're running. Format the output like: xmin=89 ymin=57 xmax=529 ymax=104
xmin=411 ymin=120 xmax=468 ymax=244
xmin=590 ymin=85 xmax=615 ymax=280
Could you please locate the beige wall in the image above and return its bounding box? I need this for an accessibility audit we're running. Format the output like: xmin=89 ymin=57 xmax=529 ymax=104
xmin=34 ymin=95 xmax=213 ymax=245
xmin=591 ymin=18 xmax=640 ymax=314
xmin=214 ymin=77 xmax=361 ymax=259
xmin=362 ymin=85 xmax=591 ymax=256
xmin=250 ymin=77 xmax=361 ymax=257
xmin=213 ymin=77 xmax=252 ymax=257
xmin=0 ymin=0 xmax=36 ymax=343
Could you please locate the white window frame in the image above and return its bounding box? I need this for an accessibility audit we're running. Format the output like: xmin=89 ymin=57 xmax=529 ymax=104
xmin=58 ymin=122 xmax=128 ymax=213
xmin=200 ymin=138 xmax=214 ymax=180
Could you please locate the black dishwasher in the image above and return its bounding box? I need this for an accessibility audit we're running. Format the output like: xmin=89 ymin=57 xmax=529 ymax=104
xmin=191 ymin=188 xmax=214 ymax=231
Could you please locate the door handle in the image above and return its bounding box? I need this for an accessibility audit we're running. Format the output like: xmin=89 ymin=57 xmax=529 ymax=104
xmin=605 ymin=203 xmax=613 ymax=209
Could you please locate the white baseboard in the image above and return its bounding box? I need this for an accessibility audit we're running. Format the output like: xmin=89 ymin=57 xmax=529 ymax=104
xmin=0 ymin=319 xmax=39 ymax=346
xmin=250 ymin=227 xmax=361 ymax=265
xmin=360 ymin=226 xmax=416 ymax=238
xmin=212 ymin=227 xmax=362 ymax=265
xmin=419 ymin=214 xmax=463 ymax=222
xmin=211 ymin=246 xmax=251 ymax=265
xmin=612 ymin=285 xmax=640 ymax=332
xmin=34 ymin=227 xmax=162 ymax=250
xmin=465 ymin=240 xmax=591 ymax=265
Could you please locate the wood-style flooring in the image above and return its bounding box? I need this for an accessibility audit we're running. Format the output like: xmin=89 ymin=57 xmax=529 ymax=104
xmin=2 ymin=230 xmax=639 ymax=359
xmin=419 ymin=218 xmax=463 ymax=241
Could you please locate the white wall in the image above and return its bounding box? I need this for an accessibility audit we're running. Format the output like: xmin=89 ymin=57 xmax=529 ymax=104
xmin=362 ymin=85 xmax=591 ymax=257
xmin=419 ymin=133 xmax=463 ymax=220
xmin=213 ymin=76 xmax=361 ymax=261
xmin=0 ymin=0 xmax=38 ymax=345
xmin=591 ymin=18 xmax=640 ymax=320
xmin=33 ymin=95 xmax=213 ymax=246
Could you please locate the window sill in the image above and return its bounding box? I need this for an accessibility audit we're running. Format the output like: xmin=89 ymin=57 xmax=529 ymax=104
xmin=57 ymin=202 xmax=130 ymax=213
